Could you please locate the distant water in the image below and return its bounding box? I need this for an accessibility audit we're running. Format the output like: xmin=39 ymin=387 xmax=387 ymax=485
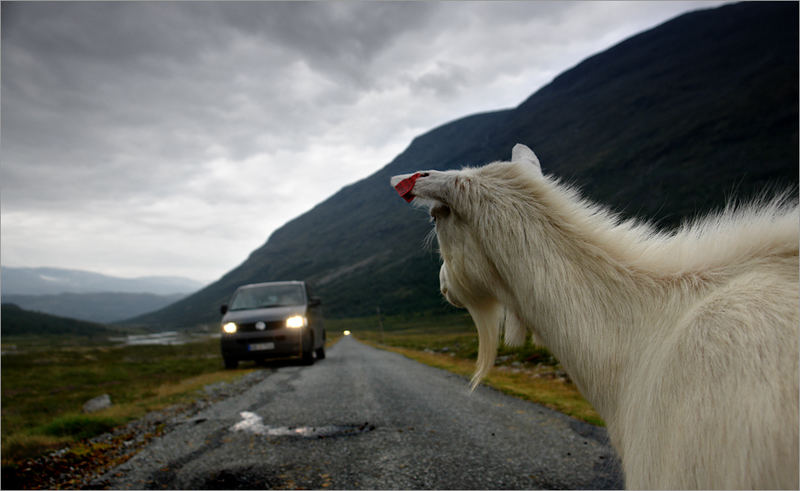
xmin=109 ymin=331 xmax=218 ymax=346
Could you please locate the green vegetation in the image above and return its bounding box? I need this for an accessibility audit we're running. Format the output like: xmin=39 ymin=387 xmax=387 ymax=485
xmin=38 ymin=415 xmax=120 ymax=440
xmin=1 ymin=337 xmax=251 ymax=465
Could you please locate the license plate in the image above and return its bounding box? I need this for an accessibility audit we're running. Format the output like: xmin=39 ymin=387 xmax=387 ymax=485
xmin=248 ymin=342 xmax=275 ymax=351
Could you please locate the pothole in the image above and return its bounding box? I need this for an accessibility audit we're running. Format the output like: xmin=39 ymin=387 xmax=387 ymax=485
xmin=194 ymin=466 xmax=286 ymax=490
xmin=232 ymin=411 xmax=375 ymax=438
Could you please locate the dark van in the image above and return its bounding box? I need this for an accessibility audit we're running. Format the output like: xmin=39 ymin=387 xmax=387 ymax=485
xmin=219 ymin=281 xmax=325 ymax=369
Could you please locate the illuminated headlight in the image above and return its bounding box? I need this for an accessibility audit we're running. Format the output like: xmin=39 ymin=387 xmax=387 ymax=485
xmin=222 ymin=322 xmax=238 ymax=334
xmin=286 ymin=315 xmax=307 ymax=328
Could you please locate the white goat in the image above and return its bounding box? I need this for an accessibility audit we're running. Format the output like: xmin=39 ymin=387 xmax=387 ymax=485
xmin=391 ymin=144 xmax=799 ymax=489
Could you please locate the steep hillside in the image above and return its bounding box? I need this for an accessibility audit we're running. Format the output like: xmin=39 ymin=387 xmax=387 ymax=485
xmin=130 ymin=2 xmax=798 ymax=328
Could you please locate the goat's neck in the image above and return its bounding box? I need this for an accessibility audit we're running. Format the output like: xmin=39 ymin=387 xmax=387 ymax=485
xmin=489 ymin=215 xmax=678 ymax=423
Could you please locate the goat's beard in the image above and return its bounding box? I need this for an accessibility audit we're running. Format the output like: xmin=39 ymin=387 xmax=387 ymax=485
xmin=467 ymin=302 xmax=502 ymax=390
xmin=467 ymin=302 xmax=534 ymax=390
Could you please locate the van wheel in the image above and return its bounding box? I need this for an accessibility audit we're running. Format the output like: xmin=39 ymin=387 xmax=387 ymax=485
xmin=301 ymin=332 xmax=315 ymax=365
xmin=315 ymin=346 xmax=326 ymax=360
xmin=224 ymin=357 xmax=239 ymax=370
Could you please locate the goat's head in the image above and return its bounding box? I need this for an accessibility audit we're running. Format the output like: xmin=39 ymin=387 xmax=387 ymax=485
xmin=390 ymin=144 xmax=542 ymax=385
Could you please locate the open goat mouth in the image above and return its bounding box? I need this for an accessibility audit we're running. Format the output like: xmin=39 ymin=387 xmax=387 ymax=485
xmin=393 ymin=172 xmax=427 ymax=202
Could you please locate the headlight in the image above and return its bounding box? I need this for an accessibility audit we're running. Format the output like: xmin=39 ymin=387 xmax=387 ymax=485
xmin=286 ymin=315 xmax=307 ymax=328
xmin=223 ymin=322 xmax=238 ymax=334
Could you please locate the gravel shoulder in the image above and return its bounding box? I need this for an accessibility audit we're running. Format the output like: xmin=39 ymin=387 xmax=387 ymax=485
xmin=6 ymin=369 xmax=274 ymax=490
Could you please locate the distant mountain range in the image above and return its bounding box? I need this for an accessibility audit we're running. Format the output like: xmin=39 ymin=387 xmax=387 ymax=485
xmin=1 ymin=266 xmax=204 ymax=295
xmin=1 ymin=291 xmax=186 ymax=324
xmin=128 ymin=2 xmax=798 ymax=329
xmin=0 ymin=266 xmax=204 ymax=324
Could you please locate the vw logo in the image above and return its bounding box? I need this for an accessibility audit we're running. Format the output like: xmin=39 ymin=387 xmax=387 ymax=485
xmin=255 ymin=321 xmax=266 ymax=331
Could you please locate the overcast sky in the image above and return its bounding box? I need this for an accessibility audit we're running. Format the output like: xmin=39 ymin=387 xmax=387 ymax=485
xmin=2 ymin=1 xmax=726 ymax=284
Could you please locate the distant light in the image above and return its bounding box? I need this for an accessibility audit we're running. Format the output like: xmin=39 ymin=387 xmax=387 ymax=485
xmin=223 ymin=322 xmax=238 ymax=334
xmin=286 ymin=315 xmax=306 ymax=328
xmin=343 ymin=330 xmax=351 ymax=336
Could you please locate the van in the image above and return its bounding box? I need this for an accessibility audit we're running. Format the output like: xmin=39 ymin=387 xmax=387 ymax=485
xmin=219 ymin=281 xmax=325 ymax=369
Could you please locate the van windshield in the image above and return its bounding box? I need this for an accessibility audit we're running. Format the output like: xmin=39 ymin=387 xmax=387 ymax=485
xmin=229 ymin=284 xmax=305 ymax=311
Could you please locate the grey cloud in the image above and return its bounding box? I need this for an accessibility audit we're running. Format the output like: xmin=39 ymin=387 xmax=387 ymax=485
xmin=211 ymin=2 xmax=438 ymax=86
xmin=412 ymin=61 xmax=472 ymax=99
xmin=1 ymin=1 xmax=724 ymax=280
xmin=2 ymin=2 xmax=221 ymax=64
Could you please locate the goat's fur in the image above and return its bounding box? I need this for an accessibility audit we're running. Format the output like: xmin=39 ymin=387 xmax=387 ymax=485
xmin=391 ymin=144 xmax=799 ymax=489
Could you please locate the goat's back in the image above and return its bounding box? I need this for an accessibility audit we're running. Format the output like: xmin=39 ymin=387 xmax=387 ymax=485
xmin=621 ymin=251 xmax=798 ymax=489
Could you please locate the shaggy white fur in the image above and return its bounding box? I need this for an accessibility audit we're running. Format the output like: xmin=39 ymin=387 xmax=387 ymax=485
xmin=391 ymin=144 xmax=799 ymax=489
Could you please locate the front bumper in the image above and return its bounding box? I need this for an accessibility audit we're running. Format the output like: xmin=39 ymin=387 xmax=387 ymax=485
xmin=220 ymin=327 xmax=305 ymax=360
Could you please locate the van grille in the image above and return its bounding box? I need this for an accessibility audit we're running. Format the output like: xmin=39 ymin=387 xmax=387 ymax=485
xmin=236 ymin=320 xmax=286 ymax=332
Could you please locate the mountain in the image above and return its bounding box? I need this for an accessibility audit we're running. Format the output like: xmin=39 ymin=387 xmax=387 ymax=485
xmin=130 ymin=2 xmax=798 ymax=329
xmin=0 ymin=266 xmax=205 ymax=296
xmin=1 ymin=303 xmax=118 ymax=338
xmin=1 ymin=292 xmax=186 ymax=324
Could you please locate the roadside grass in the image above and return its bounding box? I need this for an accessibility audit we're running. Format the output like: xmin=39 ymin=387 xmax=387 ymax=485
xmin=341 ymin=313 xmax=604 ymax=426
xmin=2 ymin=331 xmax=345 ymax=468
xmin=0 ymin=336 xmax=254 ymax=466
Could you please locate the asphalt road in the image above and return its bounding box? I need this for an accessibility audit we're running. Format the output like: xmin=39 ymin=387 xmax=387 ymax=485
xmin=91 ymin=336 xmax=623 ymax=489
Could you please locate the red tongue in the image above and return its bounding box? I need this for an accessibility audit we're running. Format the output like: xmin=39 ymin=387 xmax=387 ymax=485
xmin=394 ymin=173 xmax=422 ymax=203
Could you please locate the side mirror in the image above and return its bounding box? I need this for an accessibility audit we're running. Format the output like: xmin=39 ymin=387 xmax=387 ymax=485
xmin=220 ymin=304 xmax=228 ymax=315
xmin=309 ymin=297 xmax=321 ymax=307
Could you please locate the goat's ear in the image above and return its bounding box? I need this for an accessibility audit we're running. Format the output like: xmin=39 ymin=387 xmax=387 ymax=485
xmin=511 ymin=144 xmax=542 ymax=175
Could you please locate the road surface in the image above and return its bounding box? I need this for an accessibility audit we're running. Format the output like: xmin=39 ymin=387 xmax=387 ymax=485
xmin=91 ymin=336 xmax=623 ymax=489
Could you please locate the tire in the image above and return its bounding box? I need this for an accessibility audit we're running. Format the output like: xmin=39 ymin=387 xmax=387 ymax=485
xmin=301 ymin=332 xmax=315 ymax=365
xmin=315 ymin=346 xmax=326 ymax=360
xmin=223 ymin=356 xmax=239 ymax=369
